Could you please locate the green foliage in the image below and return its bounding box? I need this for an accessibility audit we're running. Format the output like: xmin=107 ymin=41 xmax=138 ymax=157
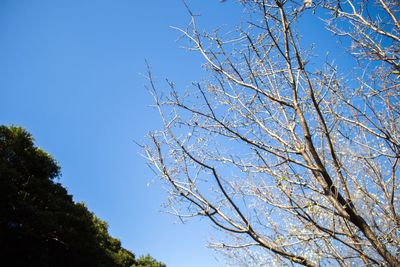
xmin=0 ymin=126 xmax=164 ymax=267
xmin=136 ymin=255 xmax=167 ymax=267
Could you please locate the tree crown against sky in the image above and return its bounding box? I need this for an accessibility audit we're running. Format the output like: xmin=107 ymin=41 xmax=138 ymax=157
xmin=0 ymin=125 xmax=165 ymax=267
xmin=145 ymin=0 xmax=400 ymax=266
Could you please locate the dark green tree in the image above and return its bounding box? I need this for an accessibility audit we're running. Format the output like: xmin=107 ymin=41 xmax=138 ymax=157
xmin=0 ymin=125 xmax=164 ymax=267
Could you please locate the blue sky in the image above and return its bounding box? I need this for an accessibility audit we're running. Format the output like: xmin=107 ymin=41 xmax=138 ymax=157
xmin=0 ymin=1 xmax=352 ymax=266
xmin=0 ymin=1 xmax=246 ymax=266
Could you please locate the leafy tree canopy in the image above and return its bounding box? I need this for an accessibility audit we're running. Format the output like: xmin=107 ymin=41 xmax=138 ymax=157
xmin=0 ymin=125 xmax=165 ymax=267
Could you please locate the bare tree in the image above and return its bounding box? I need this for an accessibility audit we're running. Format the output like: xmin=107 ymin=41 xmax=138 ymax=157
xmin=144 ymin=0 xmax=400 ymax=266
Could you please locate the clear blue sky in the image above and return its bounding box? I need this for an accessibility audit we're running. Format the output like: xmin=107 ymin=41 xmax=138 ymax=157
xmin=0 ymin=1 xmax=350 ymax=266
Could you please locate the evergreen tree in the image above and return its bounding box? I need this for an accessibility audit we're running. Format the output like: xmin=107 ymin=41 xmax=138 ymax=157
xmin=0 ymin=125 xmax=164 ymax=267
